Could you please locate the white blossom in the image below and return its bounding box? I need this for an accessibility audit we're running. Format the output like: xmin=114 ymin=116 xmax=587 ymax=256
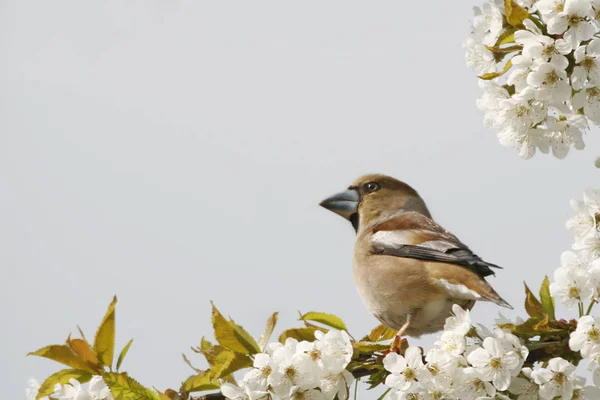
xmin=571 ymin=39 xmax=600 ymax=89
xmin=383 ymin=347 xmax=425 ymax=392
xmin=550 ymin=266 xmax=593 ymax=307
xmin=570 ymin=315 xmax=600 ymax=358
xmin=531 ymin=357 xmax=577 ymax=400
xmin=467 ymin=337 xmax=521 ymax=391
xmin=547 ymin=0 xmax=597 ymax=48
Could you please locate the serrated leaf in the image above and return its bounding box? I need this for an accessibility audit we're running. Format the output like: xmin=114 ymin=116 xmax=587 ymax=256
xmin=103 ymin=372 xmax=161 ymax=400
xmin=279 ymin=327 xmax=320 ymax=343
xmin=505 ymin=0 xmax=529 ymax=27
xmin=208 ymin=348 xmax=253 ymax=380
xmin=181 ymin=371 xmax=220 ymax=393
xmin=524 ymin=282 xmax=545 ymax=319
xmin=300 ymin=312 xmax=348 ymax=331
xmin=258 ymin=312 xmax=279 ymax=351
xmin=211 ymin=303 xmax=260 ymax=354
xmin=354 ymin=342 xmax=390 ymax=353
xmin=28 ymin=345 xmax=98 ymax=373
xmin=495 ymin=27 xmax=517 ymax=46
xmin=94 ymin=296 xmax=117 ymax=368
xmin=540 ymin=276 xmax=556 ymax=320
xmin=36 ymin=369 xmax=92 ymax=399
xmin=479 ymin=58 xmax=513 ymax=80
xmin=364 ymin=325 xmax=397 ymax=342
xmin=69 ymin=338 xmax=101 ymax=369
xmin=116 ymin=339 xmax=133 ymax=372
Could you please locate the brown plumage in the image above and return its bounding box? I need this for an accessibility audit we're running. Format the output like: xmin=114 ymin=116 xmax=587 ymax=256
xmin=320 ymin=174 xmax=511 ymax=337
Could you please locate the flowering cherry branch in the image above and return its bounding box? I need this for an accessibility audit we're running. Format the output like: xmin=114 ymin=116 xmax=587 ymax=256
xmin=467 ymin=0 xmax=600 ymax=159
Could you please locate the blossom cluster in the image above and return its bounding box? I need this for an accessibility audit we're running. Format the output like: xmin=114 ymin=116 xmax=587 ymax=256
xmin=221 ymin=330 xmax=354 ymax=400
xmin=466 ymin=0 xmax=600 ymax=159
xmin=551 ymin=188 xmax=600 ymax=308
xmin=380 ymin=306 xmax=600 ymax=399
xmin=26 ymin=376 xmax=113 ymax=400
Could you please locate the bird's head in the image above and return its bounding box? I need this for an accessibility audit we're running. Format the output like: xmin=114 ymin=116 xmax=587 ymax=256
xmin=319 ymin=174 xmax=431 ymax=232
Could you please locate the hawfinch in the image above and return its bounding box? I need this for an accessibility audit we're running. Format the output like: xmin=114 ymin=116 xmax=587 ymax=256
xmin=320 ymin=174 xmax=511 ymax=338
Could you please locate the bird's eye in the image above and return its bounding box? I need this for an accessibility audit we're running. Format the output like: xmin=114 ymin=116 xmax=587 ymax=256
xmin=364 ymin=182 xmax=381 ymax=193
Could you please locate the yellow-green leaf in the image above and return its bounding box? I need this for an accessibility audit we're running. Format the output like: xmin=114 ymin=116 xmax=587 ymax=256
xmin=539 ymin=276 xmax=556 ymax=320
xmin=354 ymin=342 xmax=390 ymax=354
xmin=258 ymin=312 xmax=279 ymax=351
xmin=103 ymin=372 xmax=161 ymax=400
xmin=69 ymin=338 xmax=101 ymax=368
xmin=211 ymin=303 xmax=260 ymax=354
xmin=495 ymin=27 xmax=517 ymax=46
xmin=181 ymin=371 xmax=220 ymax=393
xmin=279 ymin=327 xmax=320 ymax=343
xmin=300 ymin=312 xmax=348 ymax=331
xmin=36 ymin=369 xmax=92 ymax=399
xmin=208 ymin=348 xmax=253 ymax=380
xmin=28 ymin=345 xmax=97 ymax=373
xmin=94 ymin=296 xmax=117 ymax=368
xmin=504 ymin=0 xmax=529 ymax=27
xmin=364 ymin=325 xmax=397 ymax=342
xmin=116 ymin=339 xmax=133 ymax=372
xmin=524 ymin=282 xmax=545 ymax=319
xmin=479 ymin=59 xmax=513 ymax=80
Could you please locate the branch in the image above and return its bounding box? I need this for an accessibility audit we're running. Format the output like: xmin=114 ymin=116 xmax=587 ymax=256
xmin=190 ymin=368 xmax=374 ymax=400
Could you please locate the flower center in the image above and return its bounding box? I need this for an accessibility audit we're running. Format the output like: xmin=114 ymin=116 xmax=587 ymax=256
xmin=261 ymin=366 xmax=272 ymax=377
xmin=544 ymin=70 xmax=559 ymax=85
xmin=556 ymin=3 xmax=564 ymax=13
xmin=569 ymin=15 xmax=582 ymax=27
xmin=472 ymin=378 xmax=485 ymax=390
xmin=406 ymin=394 xmax=420 ymax=400
xmin=427 ymin=364 xmax=440 ymax=376
xmin=553 ymin=371 xmax=567 ymax=385
xmin=583 ymin=56 xmax=596 ymax=70
xmin=404 ymin=368 xmax=417 ymax=381
xmin=516 ymin=105 xmax=528 ymax=117
xmin=543 ymin=44 xmax=556 ymax=57
xmin=309 ymin=349 xmax=321 ymax=361
xmin=568 ymin=285 xmax=581 ymax=299
xmin=285 ymin=366 xmax=297 ymax=379
xmin=588 ymin=327 xmax=600 ymax=343
xmin=490 ymin=357 xmax=503 ymax=369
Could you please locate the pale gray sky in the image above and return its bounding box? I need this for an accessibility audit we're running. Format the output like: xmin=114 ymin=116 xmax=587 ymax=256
xmin=2 ymin=1 xmax=600 ymax=398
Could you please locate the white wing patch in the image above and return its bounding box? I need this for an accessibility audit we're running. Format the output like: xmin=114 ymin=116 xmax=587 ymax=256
xmin=371 ymin=231 xmax=415 ymax=248
xmin=437 ymin=279 xmax=482 ymax=300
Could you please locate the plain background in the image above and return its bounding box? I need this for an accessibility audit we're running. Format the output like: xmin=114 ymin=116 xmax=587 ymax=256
xmin=2 ymin=1 xmax=600 ymax=398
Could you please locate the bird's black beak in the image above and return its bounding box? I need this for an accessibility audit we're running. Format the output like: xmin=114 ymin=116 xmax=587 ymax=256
xmin=319 ymin=188 xmax=359 ymax=220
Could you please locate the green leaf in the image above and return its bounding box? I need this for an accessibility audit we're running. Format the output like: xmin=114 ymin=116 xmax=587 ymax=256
xmin=94 ymin=296 xmax=117 ymax=368
xmin=258 ymin=312 xmax=279 ymax=351
xmin=279 ymin=327 xmax=321 ymax=343
xmin=363 ymin=325 xmax=397 ymax=342
xmin=36 ymin=369 xmax=92 ymax=399
xmin=69 ymin=338 xmax=101 ymax=368
xmin=28 ymin=345 xmax=98 ymax=373
xmin=524 ymin=282 xmax=545 ymax=319
xmin=540 ymin=276 xmax=556 ymax=320
xmin=116 ymin=339 xmax=133 ymax=372
xmin=103 ymin=372 xmax=161 ymax=400
xmin=300 ymin=312 xmax=348 ymax=331
xmin=181 ymin=371 xmax=220 ymax=393
xmin=504 ymin=0 xmax=529 ymax=27
xmin=479 ymin=58 xmax=513 ymax=80
xmin=211 ymin=303 xmax=260 ymax=354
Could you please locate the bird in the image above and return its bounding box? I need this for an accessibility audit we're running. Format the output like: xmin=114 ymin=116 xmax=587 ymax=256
xmin=319 ymin=174 xmax=512 ymax=338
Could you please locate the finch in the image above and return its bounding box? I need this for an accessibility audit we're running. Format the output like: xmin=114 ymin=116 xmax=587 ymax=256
xmin=320 ymin=174 xmax=511 ymax=337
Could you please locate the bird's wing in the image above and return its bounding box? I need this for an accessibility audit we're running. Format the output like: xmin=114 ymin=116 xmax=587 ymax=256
xmin=370 ymin=212 xmax=501 ymax=278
